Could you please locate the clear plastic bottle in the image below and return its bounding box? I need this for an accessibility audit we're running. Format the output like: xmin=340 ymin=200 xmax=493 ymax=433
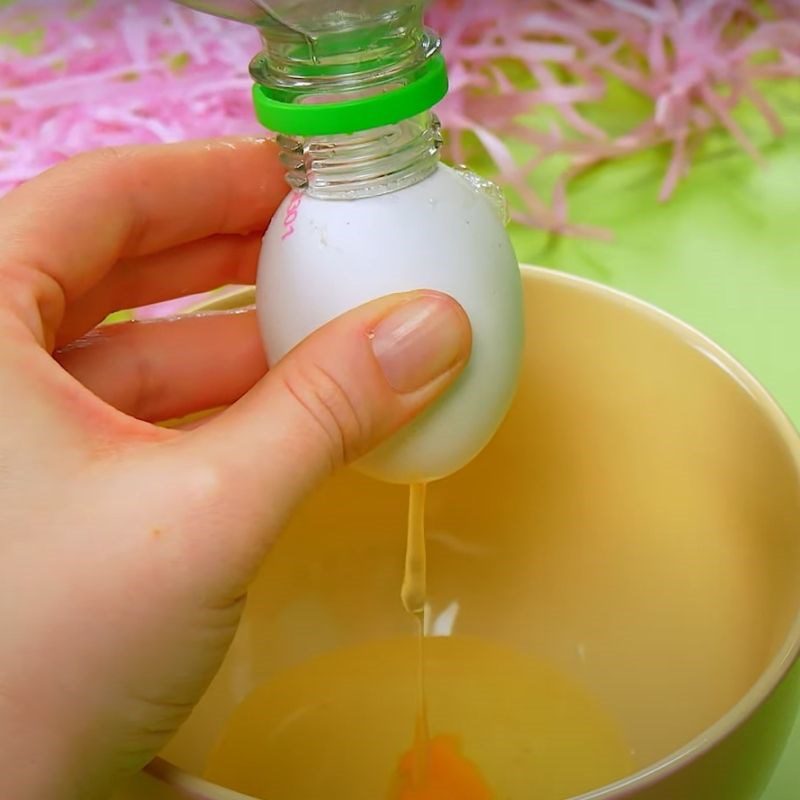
xmin=174 ymin=0 xmax=524 ymax=484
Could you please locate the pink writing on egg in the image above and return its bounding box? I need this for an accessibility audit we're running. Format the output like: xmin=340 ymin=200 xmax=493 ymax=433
xmin=282 ymin=191 xmax=303 ymax=240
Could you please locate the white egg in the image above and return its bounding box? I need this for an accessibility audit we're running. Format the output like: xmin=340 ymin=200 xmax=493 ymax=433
xmin=257 ymin=163 xmax=524 ymax=484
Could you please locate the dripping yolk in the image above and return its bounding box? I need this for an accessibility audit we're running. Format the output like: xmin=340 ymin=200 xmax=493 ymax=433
xmin=391 ymin=734 xmax=493 ymax=800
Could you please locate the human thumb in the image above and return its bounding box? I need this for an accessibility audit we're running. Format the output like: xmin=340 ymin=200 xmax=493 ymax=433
xmin=173 ymin=290 xmax=471 ymax=563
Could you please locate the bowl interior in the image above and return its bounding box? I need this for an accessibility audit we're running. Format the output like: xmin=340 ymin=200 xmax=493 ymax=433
xmin=162 ymin=268 xmax=800 ymax=795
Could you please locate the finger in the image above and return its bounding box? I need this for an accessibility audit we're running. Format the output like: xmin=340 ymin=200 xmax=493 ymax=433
xmin=55 ymin=232 xmax=262 ymax=347
xmin=0 ymin=137 xmax=287 ymax=345
xmin=55 ymin=309 xmax=266 ymax=423
xmin=170 ymin=291 xmax=472 ymax=560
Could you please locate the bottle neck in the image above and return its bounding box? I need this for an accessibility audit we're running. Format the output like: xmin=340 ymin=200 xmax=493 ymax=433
xmin=277 ymin=111 xmax=442 ymax=200
xmin=249 ymin=7 xmax=438 ymax=103
xmin=246 ymin=4 xmax=442 ymax=199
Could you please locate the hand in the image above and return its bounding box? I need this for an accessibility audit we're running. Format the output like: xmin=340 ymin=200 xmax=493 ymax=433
xmin=0 ymin=138 xmax=471 ymax=799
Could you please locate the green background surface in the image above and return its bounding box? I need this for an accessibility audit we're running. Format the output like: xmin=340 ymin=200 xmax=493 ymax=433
xmin=508 ymin=117 xmax=800 ymax=799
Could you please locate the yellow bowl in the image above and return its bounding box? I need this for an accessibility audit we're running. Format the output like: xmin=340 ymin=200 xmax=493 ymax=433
xmin=118 ymin=266 xmax=800 ymax=800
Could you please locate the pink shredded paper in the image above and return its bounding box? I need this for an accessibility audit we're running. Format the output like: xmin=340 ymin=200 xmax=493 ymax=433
xmin=1 ymin=0 xmax=799 ymax=236
xmin=0 ymin=1 xmax=260 ymax=190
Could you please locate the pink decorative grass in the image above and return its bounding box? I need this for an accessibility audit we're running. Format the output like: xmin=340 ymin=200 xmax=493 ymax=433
xmin=0 ymin=0 xmax=259 ymax=192
xmin=431 ymin=0 xmax=800 ymax=232
xmin=1 ymin=0 xmax=799 ymax=238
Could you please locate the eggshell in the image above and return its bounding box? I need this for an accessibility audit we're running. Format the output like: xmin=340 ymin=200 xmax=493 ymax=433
xmin=258 ymin=164 xmax=524 ymax=483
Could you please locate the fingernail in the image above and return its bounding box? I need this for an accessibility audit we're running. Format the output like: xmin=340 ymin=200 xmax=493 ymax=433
xmin=371 ymin=295 xmax=470 ymax=393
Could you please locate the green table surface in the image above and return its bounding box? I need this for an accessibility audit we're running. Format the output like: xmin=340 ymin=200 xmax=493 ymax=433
xmin=509 ymin=128 xmax=800 ymax=798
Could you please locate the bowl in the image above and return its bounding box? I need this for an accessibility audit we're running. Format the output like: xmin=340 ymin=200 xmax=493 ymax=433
xmin=116 ymin=266 xmax=800 ymax=800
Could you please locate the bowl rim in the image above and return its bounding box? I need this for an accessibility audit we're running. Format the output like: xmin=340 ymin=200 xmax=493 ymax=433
xmin=148 ymin=264 xmax=800 ymax=800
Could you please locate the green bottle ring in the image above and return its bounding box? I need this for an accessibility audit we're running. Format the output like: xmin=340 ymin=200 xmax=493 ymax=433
xmin=252 ymin=53 xmax=448 ymax=137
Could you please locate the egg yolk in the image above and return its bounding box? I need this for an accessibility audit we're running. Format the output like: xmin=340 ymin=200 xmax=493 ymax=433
xmin=391 ymin=733 xmax=493 ymax=800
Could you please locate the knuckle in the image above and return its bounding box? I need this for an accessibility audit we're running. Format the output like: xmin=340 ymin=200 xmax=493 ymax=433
xmin=281 ymin=360 xmax=370 ymax=468
xmin=111 ymin=328 xmax=162 ymax=422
